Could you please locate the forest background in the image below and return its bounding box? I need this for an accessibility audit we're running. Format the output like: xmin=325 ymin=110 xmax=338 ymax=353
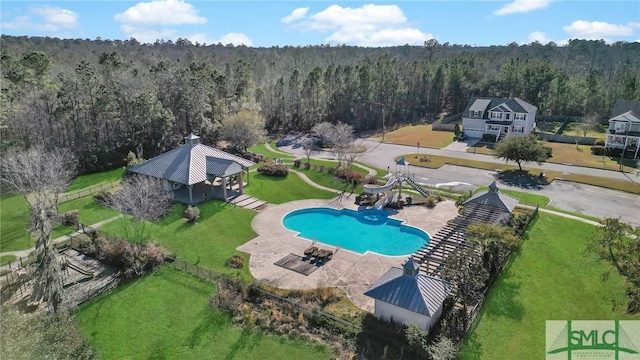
xmin=1 ymin=36 xmax=639 ymax=173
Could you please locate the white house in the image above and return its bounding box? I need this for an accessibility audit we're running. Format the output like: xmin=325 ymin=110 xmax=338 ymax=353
xmin=462 ymin=97 xmax=537 ymax=140
xmin=364 ymin=258 xmax=452 ymax=331
xmin=605 ymin=100 xmax=640 ymax=159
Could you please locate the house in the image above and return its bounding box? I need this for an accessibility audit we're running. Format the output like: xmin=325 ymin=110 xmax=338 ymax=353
xmin=128 ymin=133 xmax=255 ymax=204
xmin=462 ymin=97 xmax=537 ymax=140
xmin=364 ymin=258 xmax=452 ymax=331
xmin=605 ymin=100 xmax=640 ymax=159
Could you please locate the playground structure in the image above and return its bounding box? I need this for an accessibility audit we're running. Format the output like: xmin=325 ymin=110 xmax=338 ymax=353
xmin=362 ymin=157 xmax=430 ymax=210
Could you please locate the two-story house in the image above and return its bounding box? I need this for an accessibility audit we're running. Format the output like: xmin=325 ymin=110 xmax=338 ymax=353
xmin=605 ymin=100 xmax=640 ymax=159
xmin=462 ymin=97 xmax=537 ymax=140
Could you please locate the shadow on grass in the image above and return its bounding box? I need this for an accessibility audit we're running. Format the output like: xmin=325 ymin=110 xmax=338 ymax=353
xmin=484 ymin=271 xmax=525 ymax=321
xmin=225 ymin=328 xmax=264 ymax=360
xmin=496 ymin=170 xmax=549 ymax=190
xmin=462 ymin=332 xmax=483 ymax=360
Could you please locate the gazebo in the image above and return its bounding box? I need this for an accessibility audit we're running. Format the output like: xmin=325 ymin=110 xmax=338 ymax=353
xmin=128 ymin=133 xmax=256 ymax=204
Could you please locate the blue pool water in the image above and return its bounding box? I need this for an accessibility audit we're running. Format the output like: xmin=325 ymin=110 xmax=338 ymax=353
xmin=282 ymin=208 xmax=430 ymax=256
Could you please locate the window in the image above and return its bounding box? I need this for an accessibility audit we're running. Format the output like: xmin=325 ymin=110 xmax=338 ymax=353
xmin=513 ymin=126 xmax=524 ymax=133
xmin=489 ymin=125 xmax=500 ymax=131
xmin=505 ymin=113 xmax=511 ymax=120
xmin=514 ymin=113 xmax=526 ymax=121
xmin=490 ymin=111 xmax=503 ymax=120
xmin=470 ymin=110 xmax=482 ymax=118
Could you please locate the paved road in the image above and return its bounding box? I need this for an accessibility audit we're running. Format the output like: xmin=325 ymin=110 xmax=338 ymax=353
xmin=277 ymin=137 xmax=640 ymax=227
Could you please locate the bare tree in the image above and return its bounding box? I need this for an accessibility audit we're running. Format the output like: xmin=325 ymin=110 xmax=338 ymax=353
xmin=311 ymin=121 xmax=354 ymax=168
xmin=1 ymin=146 xmax=76 ymax=313
xmin=344 ymin=140 xmax=363 ymax=190
xmin=103 ymin=175 xmax=173 ymax=242
xmin=302 ymin=139 xmax=317 ymax=165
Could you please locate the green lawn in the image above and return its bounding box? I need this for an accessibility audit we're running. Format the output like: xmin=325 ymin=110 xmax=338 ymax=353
xmin=0 ymin=254 xmax=17 ymax=265
xmin=244 ymin=171 xmax=337 ymax=204
xmin=76 ymin=267 xmax=331 ymax=360
xmin=58 ymin=195 xmax=120 ymax=226
xmin=0 ymin=194 xmax=33 ymax=252
xmin=474 ymin=186 xmax=550 ymax=207
xmin=460 ymin=213 xmax=640 ymax=360
xmin=100 ymin=201 xmax=257 ymax=279
xmin=67 ymin=167 xmax=125 ymax=192
xmin=298 ymin=168 xmax=364 ymax=194
xmin=248 ymin=142 xmax=295 ymax=160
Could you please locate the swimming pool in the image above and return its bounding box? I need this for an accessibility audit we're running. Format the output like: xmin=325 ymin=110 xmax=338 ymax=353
xmin=282 ymin=208 xmax=430 ymax=256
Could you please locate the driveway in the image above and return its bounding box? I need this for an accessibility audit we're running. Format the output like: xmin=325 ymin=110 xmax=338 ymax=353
xmin=441 ymin=138 xmax=481 ymax=152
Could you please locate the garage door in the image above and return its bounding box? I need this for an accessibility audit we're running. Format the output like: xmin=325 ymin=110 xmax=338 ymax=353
xmin=464 ymin=129 xmax=484 ymax=138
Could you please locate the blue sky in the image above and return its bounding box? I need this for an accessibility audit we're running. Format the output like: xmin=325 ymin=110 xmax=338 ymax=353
xmin=1 ymin=1 xmax=639 ymax=47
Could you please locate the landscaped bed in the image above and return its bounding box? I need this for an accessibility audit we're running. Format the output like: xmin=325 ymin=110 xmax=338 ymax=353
xmin=460 ymin=213 xmax=640 ymax=359
xmin=76 ymin=266 xmax=332 ymax=359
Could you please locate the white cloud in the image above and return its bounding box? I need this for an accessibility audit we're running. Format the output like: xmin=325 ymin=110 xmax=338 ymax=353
xmin=1 ymin=5 xmax=79 ymax=33
xmin=526 ymin=31 xmax=551 ymax=43
xmin=563 ymin=20 xmax=636 ymax=40
xmin=114 ymin=0 xmax=206 ymax=26
xmin=281 ymin=7 xmax=309 ymax=24
xmin=284 ymin=4 xmax=432 ymax=47
xmin=494 ymin=0 xmax=553 ymax=16
xmin=215 ymin=33 xmax=253 ymax=46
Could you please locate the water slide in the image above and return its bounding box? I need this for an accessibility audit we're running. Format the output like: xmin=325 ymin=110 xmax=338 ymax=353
xmin=373 ymin=190 xmax=394 ymax=210
xmin=363 ymin=176 xmax=398 ymax=194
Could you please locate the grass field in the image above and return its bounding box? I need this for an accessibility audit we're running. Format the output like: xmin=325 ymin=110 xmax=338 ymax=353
xmin=384 ymin=124 xmax=455 ymax=148
xmin=248 ymin=142 xmax=295 ymax=160
xmin=474 ymin=186 xmax=550 ymax=207
xmin=76 ymin=267 xmax=331 ymax=360
xmin=460 ymin=213 xmax=640 ymax=359
xmin=0 ymin=255 xmax=17 ymax=265
xmin=67 ymin=167 xmax=125 ymax=192
xmin=245 ymin=171 xmax=337 ymax=204
xmin=562 ymin=122 xmax=607 ymax=138
xmin=467 ymin=141 xmax=638 ymax=171
xmin=100 ymin=201 xmax=257 ymax=279
xmin=0 ymin=194 xmax=33 ymax=252
xmin=396 ymin=153 xmax=640 ymax=194
xmin=58 ymin=195 xmax=120 ymax=226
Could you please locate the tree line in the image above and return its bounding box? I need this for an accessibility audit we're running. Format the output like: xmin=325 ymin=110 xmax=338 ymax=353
xmin=1 ymin=36 xmax=639 ymax=173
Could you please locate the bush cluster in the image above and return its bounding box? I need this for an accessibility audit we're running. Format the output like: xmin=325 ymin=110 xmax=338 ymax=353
xmin=590 ymin=145 xmax=607 ymax=155
xmin=594 ymin=139 xmax=605 ymax=146
xmin=257 ymin=163 xmax=289 ymax=176
xmin=334 ymin=168 xmax=364 ymax=185
xmin=62 ymin=210 xmax=80 ymax=227
xmin=364 ymin=175 xmax=378 ymax=184
xmin=508 ymin=213 xmax=532 ymax=234
xmin=183 ymin=206 xmax=201 ymax=223
xmin=543 ymin=146 xmax=553 ymax=159
xmin=227 ymin=255 xmax=245 ymax=269
xmin=293 ymin=159 xmax=301 ymax=167
xmin=80 ymin=235 xmax=167 ymax=278
xmin=482 ymin=134 xmax=497 ymax=142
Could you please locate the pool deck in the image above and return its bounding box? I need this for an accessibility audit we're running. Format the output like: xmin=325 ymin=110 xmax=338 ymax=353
xmin=237 ymin=197 xmax=459 ymax=312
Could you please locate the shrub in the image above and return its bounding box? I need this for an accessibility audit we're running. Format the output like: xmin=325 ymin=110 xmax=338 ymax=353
xmin=594 ymin=139 xmax=605 ymax=146
xmin=591 ymin=146 xmax=606 ymax=155
xmin=257 ymin=163 xmax=289 ymax=176
xmin=227 ymin=255 xmax=245 ymax=269
xmin=126 ymin=151 xmax=145 ymax=167
xmin=251 ymin=153 xmax=266 ymax=163
xmin=482 ymin=133 xmax=497 ymax=142
xmin=543 ymin=146 xmax=553 ymax=159
xmin=62 ymin=210 xmax=80 ymax=227
xmin=364 ymin=175 xmax=377 ymax=184
xmin=93 ymin=190 xmax=112 ymax=205
xmin=327 ymin=167 xmax=336 ymax=175
xmin=184 ymin=206 xmax=201 ymax=223
xmin=293 ymin=159 xmax=301 ymax=168
xmin=426 ymin=196 xmax=438 ymax=208
xmin=318 ymin=165 xmax=325 ymax=172
xmin=304 ymin=162 xmax=311 ymax=170
xmin=80 ymin=235 xmax=167 ymax=278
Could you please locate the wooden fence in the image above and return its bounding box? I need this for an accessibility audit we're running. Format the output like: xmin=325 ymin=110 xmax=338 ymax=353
xmin=59 ymin=181 xmax=120 ymax=204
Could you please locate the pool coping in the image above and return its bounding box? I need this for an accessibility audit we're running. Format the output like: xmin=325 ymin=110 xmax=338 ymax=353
xmin=237 ymin=197 xmax=460 ymax=312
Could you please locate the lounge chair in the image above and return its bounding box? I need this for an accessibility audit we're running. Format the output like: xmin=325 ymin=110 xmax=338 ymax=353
xmin=314 ymin=249 xmax=334 ymax=264
xmin=304 ymin=246 xmax=318 ymax=256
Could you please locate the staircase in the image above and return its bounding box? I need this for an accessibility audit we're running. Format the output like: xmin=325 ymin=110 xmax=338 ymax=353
xmin=403 ymin=177 xmax=429 ymax=198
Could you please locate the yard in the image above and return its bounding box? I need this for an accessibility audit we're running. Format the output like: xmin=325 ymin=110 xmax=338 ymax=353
xmin=99 ymin=200 xmax=257 ymax=280
xmin=460 ymin=213 xmax=640 ymax=359
xmin=467 ymin=141 xmax=638 ymax=171
xmin=76 ymin=266 xmax=331 ymax=359
xmin=0 ymin=194 xmax=32 ymax=252
xmin=244 ymin=171 xmax=337 ymax=204
xmin=384 ymin=124 xmax=455 ymax=148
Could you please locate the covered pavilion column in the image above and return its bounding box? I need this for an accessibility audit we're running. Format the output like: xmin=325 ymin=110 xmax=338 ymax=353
xmin=221 ymin=177 xmax=228 ymax=199
xmin=245 ymin=168 xmax=250 ymax=186
xmin=238 ymin=171 xmax=244 ymax=194
xmin=188 ymin=184 xmax=194 ymax=204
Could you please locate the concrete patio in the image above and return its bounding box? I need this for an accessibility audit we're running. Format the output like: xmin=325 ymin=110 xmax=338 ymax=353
xmin=237 ymin=197 xmax=459 ymax=312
